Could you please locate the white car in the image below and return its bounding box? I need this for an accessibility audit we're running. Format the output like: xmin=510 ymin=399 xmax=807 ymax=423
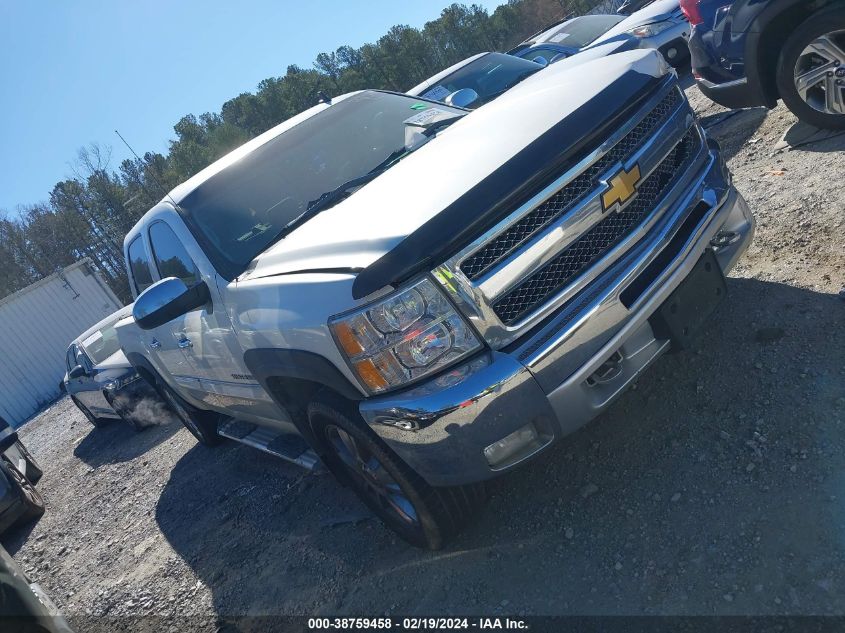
xmin=407 ymin=39 xmax=642 ymax=109
xmin=116 ymin=50 xmax=753 ymax=549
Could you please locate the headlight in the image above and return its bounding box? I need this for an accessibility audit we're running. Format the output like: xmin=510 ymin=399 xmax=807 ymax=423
xmin=330 ymin=278 xmax=482 ymax=394
xmin=627 ymin=20 xmax=676 ymax=38
xmin=105 ymin=373 xmax=140 ymax=391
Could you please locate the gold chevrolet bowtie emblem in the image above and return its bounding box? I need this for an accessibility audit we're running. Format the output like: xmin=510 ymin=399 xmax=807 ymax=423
xmin=601 ymin=164 xmax=641 ymax=212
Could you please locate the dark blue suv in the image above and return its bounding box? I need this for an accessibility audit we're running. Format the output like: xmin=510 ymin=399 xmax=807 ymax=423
xmin=682 ymin=0 xmax=845 ymax=130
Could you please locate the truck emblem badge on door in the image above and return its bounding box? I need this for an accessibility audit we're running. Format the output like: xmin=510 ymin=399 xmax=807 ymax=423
xmin=601 ymin=163 xmax=641 ymax=213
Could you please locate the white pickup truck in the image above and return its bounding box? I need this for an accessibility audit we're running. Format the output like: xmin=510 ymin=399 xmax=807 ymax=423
xmin=116 ymin=50 xmax=754 ymax=548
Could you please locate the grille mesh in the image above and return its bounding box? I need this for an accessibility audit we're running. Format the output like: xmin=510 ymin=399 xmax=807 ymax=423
xmin=492 ymin=127 xmax=699 ymax=326
xmin=460 ymin=87 xmax=683 ymax=281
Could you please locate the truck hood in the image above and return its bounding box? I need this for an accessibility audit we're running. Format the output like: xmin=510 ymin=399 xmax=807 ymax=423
xmin=246 ymin=49 xmax=670 ymax=296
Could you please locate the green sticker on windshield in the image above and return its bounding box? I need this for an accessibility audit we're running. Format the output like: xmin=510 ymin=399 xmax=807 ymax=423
xmin=410 ymin=103 xmax=428 ymax=110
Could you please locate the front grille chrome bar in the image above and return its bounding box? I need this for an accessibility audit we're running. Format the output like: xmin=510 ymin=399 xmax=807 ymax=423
xmin=432 ymin=77 xmax=708 ymax=349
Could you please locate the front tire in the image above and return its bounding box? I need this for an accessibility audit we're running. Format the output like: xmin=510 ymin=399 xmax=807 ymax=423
xmin=776 ymin=9 xmax=845 ymax=130
xmin=71 ymin=396 xmax=108 ymax=429
xmin=308 ymin=392 xmax=486 ymax=549
xmin=104 ymin=391 xmax=152 ymax=433
xmin=158 ymin=383 xmax=222 ymax=446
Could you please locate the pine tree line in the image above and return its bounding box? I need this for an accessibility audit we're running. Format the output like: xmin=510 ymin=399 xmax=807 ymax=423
xmin=0 ymin=0 xmax=608 ymax=303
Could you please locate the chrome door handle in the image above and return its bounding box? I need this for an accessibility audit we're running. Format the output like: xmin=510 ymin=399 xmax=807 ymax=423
xmin=178 ymin=338 xmax=193 ymax=349
xmin=149 ymin=338 xmax=161 ymax=350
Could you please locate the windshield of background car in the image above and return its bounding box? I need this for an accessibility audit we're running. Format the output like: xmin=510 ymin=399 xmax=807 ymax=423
xmin=418 ymin=53 xmax=542 ymax=105
xmin=540 ymin=15 xmax=626 ymax=48
xmin=82 ymin=322 xmax=122 ymax=365
xmin=177 ymin=91 xmax=464 ymax=277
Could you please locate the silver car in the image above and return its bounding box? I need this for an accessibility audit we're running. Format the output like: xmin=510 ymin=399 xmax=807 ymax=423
xmin=64 ymin=306 xmax=166 ymax=431
xmin=512 ymin=1 xmax=690 ymax=68
xmin=592 ymin=0 xmax=691 ymax=67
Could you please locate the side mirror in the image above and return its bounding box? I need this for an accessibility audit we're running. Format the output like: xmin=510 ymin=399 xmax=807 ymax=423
xmin=444 ymin=88 xmax=479 ymax=109
xmin=133 ymin=277 xmax=210 ymax=331
xmin=533 ymin=56 xmax=549 ymax=67
xmin=69 ymin=365 xmax=87 ymax=380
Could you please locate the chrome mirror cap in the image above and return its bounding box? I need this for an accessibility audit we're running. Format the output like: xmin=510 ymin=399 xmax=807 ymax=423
xmin=133 ymin=277 xmax=209 ymax=330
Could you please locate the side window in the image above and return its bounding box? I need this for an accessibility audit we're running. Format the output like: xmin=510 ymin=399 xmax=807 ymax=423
xmin=66 ymin=345 xmax=77 ymax=371
xmin=128 ymin=237 xmax=155 ymax=294
xmin=148 ymin=222 xmax=200 ymax=286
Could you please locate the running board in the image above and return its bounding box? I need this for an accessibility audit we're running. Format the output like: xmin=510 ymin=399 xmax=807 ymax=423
xmin=217 ymin=419 xmax=322 ymax=471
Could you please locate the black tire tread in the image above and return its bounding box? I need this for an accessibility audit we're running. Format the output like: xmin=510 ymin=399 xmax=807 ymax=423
xmin=71 ymin=396 xmax=108 ymax=428
xmin=108 ymin=394 xmax=152 ymax=433
xmin=308 ymin=392 xmax=486 ymax=549
xmin=776 ymin=7 xmax=845 ymax=130
xmin=159 ymin=383 xmax=222 ymax=446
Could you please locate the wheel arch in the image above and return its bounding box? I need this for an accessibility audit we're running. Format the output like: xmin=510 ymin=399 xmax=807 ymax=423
xmin=243 ymin=348 xmax=362 ymax=452
xmin=745 ymin=0 xmax=841 ymax=106
xmin=123 ymin=352 xmax=169 ymax=399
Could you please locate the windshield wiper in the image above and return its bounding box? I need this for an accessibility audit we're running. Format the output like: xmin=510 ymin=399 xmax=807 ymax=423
xmin=269 ymin=149 xmax=408 ymax=242
xmin=418 ymin=113 xmax=464 ymax=136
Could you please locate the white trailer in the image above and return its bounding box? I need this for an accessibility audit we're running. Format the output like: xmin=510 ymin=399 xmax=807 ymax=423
xmin=0 ymin=259 xmax=123 ymax=426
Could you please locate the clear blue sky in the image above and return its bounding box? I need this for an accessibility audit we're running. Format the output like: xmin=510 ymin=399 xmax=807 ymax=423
xmin=0 ymin=0 xmax=501 ymax=214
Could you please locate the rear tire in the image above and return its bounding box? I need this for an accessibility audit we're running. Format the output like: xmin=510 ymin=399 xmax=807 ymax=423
xmin=308 ymin=391 xmax=486 ymax=549
xmin=158 ymin=383 xmax=222 ymax=446
xmin=71 ymin=396 xmax=108 ymax=429
xmin=2 ymin=458 xmax=44 ymax=527
xmin=776 ymin=9 xmax=845 ymax=130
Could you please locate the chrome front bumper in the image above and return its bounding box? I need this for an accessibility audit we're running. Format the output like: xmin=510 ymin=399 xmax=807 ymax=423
xmin=359 ymin=143 xmax=755 ymax=486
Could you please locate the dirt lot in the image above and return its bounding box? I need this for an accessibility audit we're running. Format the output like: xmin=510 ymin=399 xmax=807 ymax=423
xmin=3 ymin=79 xmax=844 ymax=631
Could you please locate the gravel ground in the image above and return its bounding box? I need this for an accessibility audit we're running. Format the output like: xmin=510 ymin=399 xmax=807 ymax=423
xmin=2 ymin=79 xmax=844 ymax=631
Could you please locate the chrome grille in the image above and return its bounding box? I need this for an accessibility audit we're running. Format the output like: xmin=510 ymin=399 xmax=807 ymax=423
xmin=461 ymin=87 xmax=683 ymax=281
xmin=492 ymin=127 xmax=699 ymax=325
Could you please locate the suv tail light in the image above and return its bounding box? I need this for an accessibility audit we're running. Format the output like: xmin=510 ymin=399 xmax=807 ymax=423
xmin=679 ymin=0 xmax=704 ymax=25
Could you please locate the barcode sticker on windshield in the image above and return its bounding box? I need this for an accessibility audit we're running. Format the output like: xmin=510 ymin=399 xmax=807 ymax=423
xmin=550 ymin=32 xmax=571 ymax=42
xmin=421 ymin=85 xmax=451 ymax=101
xmin=404 ymin=107 xmax=449 ymax=127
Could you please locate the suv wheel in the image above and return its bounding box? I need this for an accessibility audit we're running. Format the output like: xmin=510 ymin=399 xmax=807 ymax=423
xmin=2 ymin=458 xmax=45 ymax=527
xmin=159 ymin=383 xmax=222 ymax=446
xmin=71 ymin=396 xmax=108 ymax=428
xmin=777 ymin=10 xmax=845 ymax=130
xmin=308 ymin=392 xmax=486 ymax=550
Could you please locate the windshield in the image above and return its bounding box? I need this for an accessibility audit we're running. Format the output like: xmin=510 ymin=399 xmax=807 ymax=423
xmin=81 ymin=323 xmax=122 ymax=365
xmin=416 ymin=53 xmax=542 ymax=106
xmin=177 ymin=91 xmax=464 ymax=278
xmin=538 ymin=15 xmax=626 ymax=48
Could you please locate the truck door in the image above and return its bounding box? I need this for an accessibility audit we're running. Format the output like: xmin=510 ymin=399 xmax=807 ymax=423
xmin=146 ymin=221 xmax=280 ymax=421
xmin=127 ymin=235 xmax=200 ymax=396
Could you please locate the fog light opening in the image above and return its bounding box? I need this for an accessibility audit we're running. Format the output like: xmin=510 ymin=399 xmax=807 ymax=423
xmin=710 ymin=230 xmax=740 ymax=250
xmin=585 ymin=350 xmax=624 ymax=387
xmin=484 ymin=422 xmax=542 ymax=469
xmin=376 ymin=417 xmax=417 ymax=431
xmin=666 ymin=47 xmax=678 ymax=60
